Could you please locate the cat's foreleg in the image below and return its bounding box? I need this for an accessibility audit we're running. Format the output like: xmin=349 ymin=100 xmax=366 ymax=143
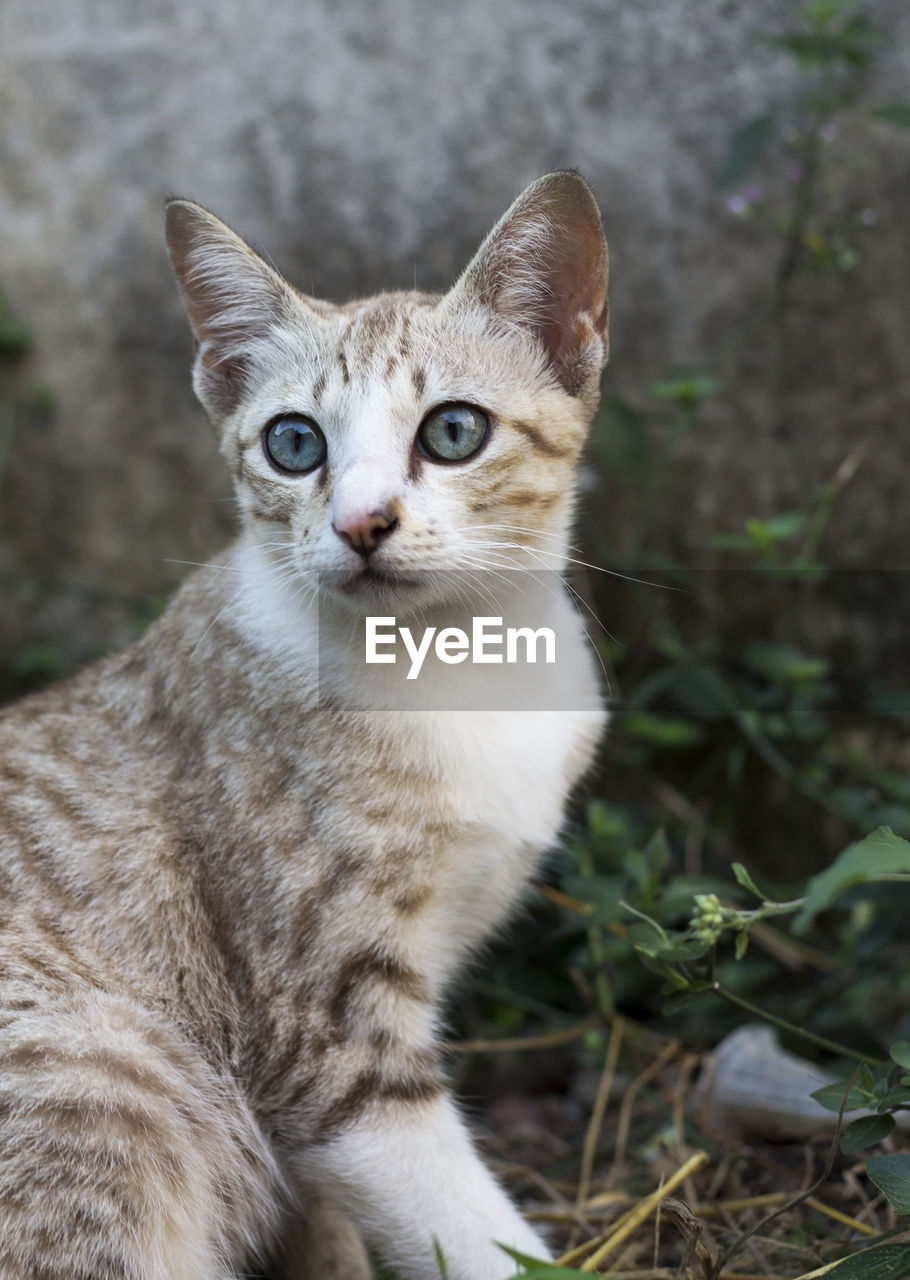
xmin=0 ymin=990 xmax=281 ymax=1280
xmin=310 ymin=1093 xmax=551 ymax=1280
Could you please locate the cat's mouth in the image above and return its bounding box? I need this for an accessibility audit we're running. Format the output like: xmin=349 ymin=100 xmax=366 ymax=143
xmin=320 ymin=562 xmax=454 ymax=616
xmin=329 ymin=564 xmax=428 ymax=608
xmin=340 ymin=565 xmax=422 ymax=592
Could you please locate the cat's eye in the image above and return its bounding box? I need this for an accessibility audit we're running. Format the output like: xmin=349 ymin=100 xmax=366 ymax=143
xmin=263 ymin=415 xmax=327 ymax=474
xmin=417 ymin=404 xmax=489 ymax=463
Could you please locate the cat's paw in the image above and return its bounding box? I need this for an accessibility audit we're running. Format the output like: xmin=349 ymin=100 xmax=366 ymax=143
xmin=272 ymin=1196 xmax=373 ymax=1280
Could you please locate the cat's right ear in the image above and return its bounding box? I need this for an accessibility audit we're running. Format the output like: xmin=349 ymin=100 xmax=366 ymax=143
xmin=165 ymin=200 xmax=298 ymax=418
xmin=446 ymin=172 xmax=609 ymax=402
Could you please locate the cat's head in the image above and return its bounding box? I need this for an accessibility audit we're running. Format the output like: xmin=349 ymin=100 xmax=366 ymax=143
xmin=165 ymin=172 xmax=608 ymax=615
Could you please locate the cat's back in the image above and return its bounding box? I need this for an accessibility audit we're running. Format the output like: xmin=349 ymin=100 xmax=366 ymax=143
xmin=0 ymin=652 xmax=167 ymax=880
xmin=0 ymin=562 xmax=249 ymax=889
xmin=0 ymin=639 xmax=237 ymax=1027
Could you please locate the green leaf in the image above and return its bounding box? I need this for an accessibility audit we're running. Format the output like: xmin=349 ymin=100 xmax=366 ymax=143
xmin=800 ymin=1244 xmax=910 ymax=1280
xmin=624 ymin=712 xmax=706 ymax=748
xmin=656 ymin=937 xmax=712 ymax=963
xmin=859 ymin=1064 xmax=876 ymax=1094
xmin=890 ymin=1043 xmax=910 ymax=1070
xmin=647 ymin=373 xmax=720 ymax=408
xmin=876 ymin=1088 xmax=910 ymax=1113
xmin=432 ymin=1237 xmax=450 ymax=1280
xmin=662 ymin=989 xmax=696 ymax=1016
xmin=642 ymin=957 xmax=692 ymax=990
xmin=497 ymin=1244 xmax=589 ymax=1277
xmin=643 ymin=827 xmax=671 ymax=879
xmin=841 ymin=1114 xmax=896 ymax=1154
xmin=624 ymin=917 xmax=670 ymax=957
xmin=811 ymin=1082 xmax=868 ymax=1113
xmin=867 ymin=1154 xmax=910 ymax=1214
xmin=868 ymin=104 xmax=910 ymax=130
xmin=765 ymin=511 xmax=810 ymax=541
xmin=732 ymin=863 xmax=764 ymax=900
xmin=765 ymin=22 xmax=881 ymax=70
xmin=10 ymin=643 xmax=64 ymax=678
xmin=0 ymin=293 xmax=31 ymax=356
xmin=734 ymin=930 xmax=750 ymax=960
xmin=839 ymin=18 xmax=883 ymax=45
xmin=794 ymin=828 xmax=910 ymax=932
xmin=714 ymin=115 xmax=777 ymax=190
xmin=561 ymin=876 xmax=626 ymax=913
xmin=801 ymin=0 xmax=853 ymax=22
xmin=743 ymin=642 xmax=830 ymax=685
xmin=710 ymin=532 xmax=760 ymax=553
xmin=590 ymin=395 xmax=649 ymax=480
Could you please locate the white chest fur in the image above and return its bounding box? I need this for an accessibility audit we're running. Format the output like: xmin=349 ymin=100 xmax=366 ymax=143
xmin=418 ymin=702 xmax=605 ymax=963
xmin=230 ymin=538 xmax=606 ymax=966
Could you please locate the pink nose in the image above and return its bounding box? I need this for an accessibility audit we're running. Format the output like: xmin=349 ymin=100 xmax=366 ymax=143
xmin=332 ymin=509 xmax=398 ymax=557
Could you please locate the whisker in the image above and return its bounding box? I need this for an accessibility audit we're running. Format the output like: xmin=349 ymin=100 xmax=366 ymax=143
xmin=163 ymin=557 xmax=247 ymax=574
xmin=460 ymin=522 xmax=586 ymax=555
xmin=465 ymin=538 xmax=681 ymax=594
xmin=461 ymin=543 xmax=614 ymax=695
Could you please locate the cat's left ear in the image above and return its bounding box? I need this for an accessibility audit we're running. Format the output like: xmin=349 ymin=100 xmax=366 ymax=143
xmin=447 ymin=171 xmax=609 ymax=398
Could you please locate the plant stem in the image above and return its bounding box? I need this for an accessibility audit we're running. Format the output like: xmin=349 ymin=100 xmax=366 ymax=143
xmin=772 ymin=92 xmax=829 ymax=506
xmin=710 ymin=982 xmax=885 ymax=1065
xmin=798 ymin=447 xmax=866 ymax=566
xmin=579 ymin=843 xmax=615 ymax=1018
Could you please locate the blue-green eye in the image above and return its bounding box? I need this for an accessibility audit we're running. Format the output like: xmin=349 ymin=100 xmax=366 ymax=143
xmin=263 ymin=415 xmax=327 ymax=474
xmin=418 ymin=404 xmax=489 ymax=463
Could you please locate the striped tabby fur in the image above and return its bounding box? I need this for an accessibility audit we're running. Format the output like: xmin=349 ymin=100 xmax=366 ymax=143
xmin=0 ymin=172 xmax=609 ymax=1280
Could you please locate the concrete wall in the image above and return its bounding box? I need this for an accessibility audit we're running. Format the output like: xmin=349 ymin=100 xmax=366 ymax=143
xmin=1 ymin=0 xmax=908 ymax=678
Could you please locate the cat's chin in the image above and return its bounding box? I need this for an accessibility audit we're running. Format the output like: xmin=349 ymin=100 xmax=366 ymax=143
xmin=325 ymin=566 xmax=443 ymax=616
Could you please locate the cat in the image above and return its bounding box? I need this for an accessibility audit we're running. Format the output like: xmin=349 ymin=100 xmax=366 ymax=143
xmin=0 ymin=170 xmax=609 ymax=1280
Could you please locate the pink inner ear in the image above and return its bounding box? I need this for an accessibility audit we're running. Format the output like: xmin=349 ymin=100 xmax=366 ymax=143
xmin=536 ymin=222 xmax=610 ymax=372
xmin=165 ymin=200 xmax=293 ymax=413
xmin=459 ymin=174 xmax=609 ymax=394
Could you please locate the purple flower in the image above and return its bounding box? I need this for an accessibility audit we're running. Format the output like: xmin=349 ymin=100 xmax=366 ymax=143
xmin=725 ymin=184 xmax=761 ymax=215
xmin=860 ymin=207 xmax=878 ymax=226
xmin=786 ymin=163 xmax=803 ymax=183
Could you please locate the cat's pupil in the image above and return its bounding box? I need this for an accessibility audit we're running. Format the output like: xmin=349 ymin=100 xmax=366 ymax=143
xmin=417 ymin=403 xmax=489 ymax=463
xmin=263 ymin=415 xmax=327 ymax=475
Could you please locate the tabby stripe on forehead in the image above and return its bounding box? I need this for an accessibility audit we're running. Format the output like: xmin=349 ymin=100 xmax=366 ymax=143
xmin=358 ymin=302 xmax=398 ymax=365
xmin=509 ymin=420 xmax=574 ymax=459
xmin=397 ymin=311 xmax=411 ymax=356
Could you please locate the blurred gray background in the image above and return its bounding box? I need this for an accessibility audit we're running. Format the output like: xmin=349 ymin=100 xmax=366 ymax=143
xmin=1 ymin=0 xmax=908 ymax=681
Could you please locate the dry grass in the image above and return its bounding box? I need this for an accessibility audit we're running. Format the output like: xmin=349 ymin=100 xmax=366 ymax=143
xmin=453 ymin=1016 xmax=908 ymax=1279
